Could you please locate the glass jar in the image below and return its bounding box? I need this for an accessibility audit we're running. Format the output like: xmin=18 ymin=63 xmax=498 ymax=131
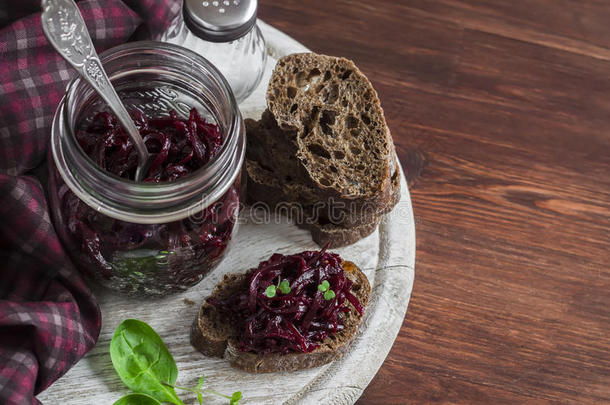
xmin=158 ymin=0 xmax=267 ymax=103
xmin=48 ymin=42 xmax=245 ymax=296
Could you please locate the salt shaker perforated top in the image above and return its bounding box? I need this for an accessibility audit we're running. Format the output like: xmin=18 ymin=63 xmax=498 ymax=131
xmin=159 ymin=0 xmax=267 ymax=103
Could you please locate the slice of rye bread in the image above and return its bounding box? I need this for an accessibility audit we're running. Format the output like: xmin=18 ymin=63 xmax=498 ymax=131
xmin=245 ymin=159 xmax=384 ymax=247
xmin=264 ymin=53 xmax=399 ymax=210
xmin=245 ymin=111 xmax=401 ymax=229
xmin=191 ymin=261 xmax=371 ymax=373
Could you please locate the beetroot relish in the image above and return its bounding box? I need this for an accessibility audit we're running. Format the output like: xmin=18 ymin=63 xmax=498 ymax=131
xmin=76 ymin=108 xmax=221 ymax=182
xmin=54 ymin=107 xmax=239 ymax=293
xmin=208 ymin=248 xmax=363 ymax=354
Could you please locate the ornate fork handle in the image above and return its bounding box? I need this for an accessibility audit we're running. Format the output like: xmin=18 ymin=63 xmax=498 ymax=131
xmin=41 ymin=0 xmax=106 ymax=86
xmin=41 ymin=0 xmax=151 ymax=180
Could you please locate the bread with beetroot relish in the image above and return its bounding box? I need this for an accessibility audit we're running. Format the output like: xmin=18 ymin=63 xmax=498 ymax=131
xmin=191 ymin=254 xmax=370 ymax=373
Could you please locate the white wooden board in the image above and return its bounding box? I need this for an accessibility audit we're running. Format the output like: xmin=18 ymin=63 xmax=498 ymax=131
xmin=38 ymin=21 xmax=416 ymax=405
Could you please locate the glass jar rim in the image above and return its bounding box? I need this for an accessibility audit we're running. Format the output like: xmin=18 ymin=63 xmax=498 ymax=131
xmin=51 ymin=41 xmax=245 ymax=224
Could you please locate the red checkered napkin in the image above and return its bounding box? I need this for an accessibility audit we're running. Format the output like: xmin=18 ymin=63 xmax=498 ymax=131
xmin=0 ymin=1 xmax=179 ymax=403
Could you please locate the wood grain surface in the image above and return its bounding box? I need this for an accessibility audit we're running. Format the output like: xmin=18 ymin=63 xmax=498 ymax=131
xmin=258 ymin=1 xmax=610 ymax=404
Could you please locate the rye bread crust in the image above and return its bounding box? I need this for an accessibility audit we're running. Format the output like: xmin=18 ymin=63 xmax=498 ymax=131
xmin=191 ymin=262 xmax=370 ymax=373
xmin=245 ymin=160 xmax=384 ymax=247
xmin=245 ymin=114 xmax=401 ymax=232
xmin=245 ymin=52 xmax=401 ymax=246
xmin=265 ymin=54 xmax=396 ymax=204
xmin=245 ymin=110 xmax=401 ymax=216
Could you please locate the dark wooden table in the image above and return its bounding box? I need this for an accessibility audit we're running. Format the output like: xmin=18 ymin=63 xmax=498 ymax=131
xmin=259 ymin=1 xmax=610 ymax=403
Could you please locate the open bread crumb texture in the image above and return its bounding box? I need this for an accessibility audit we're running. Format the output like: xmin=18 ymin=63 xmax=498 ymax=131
xmin=268 ymin=54 xmax=391 ymax=196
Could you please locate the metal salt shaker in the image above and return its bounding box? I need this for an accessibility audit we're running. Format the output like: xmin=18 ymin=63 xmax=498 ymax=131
xmin=159 ymin=0 xmax=267 ymax=103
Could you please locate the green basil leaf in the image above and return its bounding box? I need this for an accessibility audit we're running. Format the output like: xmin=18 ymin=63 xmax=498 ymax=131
xmin=113 ymin=393 xmax=161 ymax=405
xmin=110 ymin=319 xmax=184 ymax=405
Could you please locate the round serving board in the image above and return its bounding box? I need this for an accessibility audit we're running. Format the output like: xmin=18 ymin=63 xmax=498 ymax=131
xmin=38 ymin=21 xmax=415 ymax=405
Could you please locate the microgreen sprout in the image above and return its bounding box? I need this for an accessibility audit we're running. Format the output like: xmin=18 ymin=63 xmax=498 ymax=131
xmin=317 ymin=280 xmax=335 ymax=300
xmin=317 ymin=280 xmax=330 ymax=292
xmin=265 ymin=284 xmax=277 ymax=298
xmin=230 ymin=391 xmax=243 ymax=405
xmin=162 ymin=377 xmax=241 ymax=405
xmin=267 ymin=278 xmax=291 ymax=298
xmin=323 ymin=290 xmax=336 ymax=301
xmin=278 ymin=279 xmax=291 ymax=294
xmin=196 ymin=376 xmax=204 ymax=404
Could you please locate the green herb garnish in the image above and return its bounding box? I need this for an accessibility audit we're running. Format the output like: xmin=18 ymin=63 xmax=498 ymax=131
xmin=265 ymin=284 xmax=277 ymax=297
xmin=110 ymin=319 xmax=242 ymax=405
xmin=324 ymin=290 xmax=336 ymax=301
xmin=230 ymin=391 xmax=243 ymax=404
xmin=278 ymin=279 xmax=291 ymax=294
xmin=317 ymin=280 xmax=335 ymax=300
xmin=267 ymin=278 xmax=291 ymax=297
xmin=110 ymin=319 xmax=182 ymax=404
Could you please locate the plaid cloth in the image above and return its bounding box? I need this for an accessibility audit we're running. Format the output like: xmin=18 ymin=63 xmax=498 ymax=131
xmin=0 ymin=1 xmax=180 ymax=404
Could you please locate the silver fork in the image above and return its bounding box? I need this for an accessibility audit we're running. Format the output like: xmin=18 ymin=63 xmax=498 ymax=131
xmin=41 ymin=0 xmax=152 ymax=181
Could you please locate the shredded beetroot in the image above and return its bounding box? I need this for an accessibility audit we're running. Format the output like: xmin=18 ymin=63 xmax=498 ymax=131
xmin=76 ymin=107 xmax=222 ymax=182
xmin=57 ymin=107 xmax=238 ymax=291
xmin=208 ymin=247 xmax=363 ymax=354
